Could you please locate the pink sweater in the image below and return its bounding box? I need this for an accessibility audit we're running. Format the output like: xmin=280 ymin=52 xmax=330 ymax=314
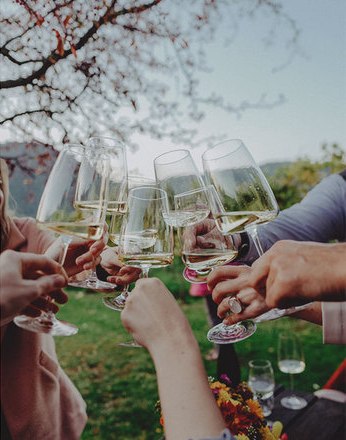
xmin=1 ymin=218 xmax=87 ymax=439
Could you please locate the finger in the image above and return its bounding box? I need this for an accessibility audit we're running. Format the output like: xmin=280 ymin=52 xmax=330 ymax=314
xmin=211 ymin=275 xmax=249 ymax=304
xmin=35 ymin=274 xmax=67 ymax=296
xmin=248 ymin=256 xmax=272 ymax=290
xmin=22 ymin=255 xmax=66 ymax=278
xmin=21 ymin=305 xmax=42 ymax=318
xmin=30 ymin=297 xmax=59 ymax=314
xmin=49 ymin=289 xmax=68 ymax=304
xmin=207 ymin=265 xmax=250 ymax=291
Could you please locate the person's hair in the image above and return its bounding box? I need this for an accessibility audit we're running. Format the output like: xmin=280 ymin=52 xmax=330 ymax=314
xmin=0 ymin=159 xmax=11 ymax=251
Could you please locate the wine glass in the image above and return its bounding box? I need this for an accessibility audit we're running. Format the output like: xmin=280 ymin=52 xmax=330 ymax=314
xmin=104 ymin=175 xmax=156 ymax=311
xmin=68 ymin=136 xmax=127 ymax=292
xmin=154 ymin=149 xmax=206 ymax=227
xmin=277 ymin=333 xmax=307 ymax=410
xmin=203 ymin=139 xmax=312 ymax=324
xmin=248 ymin=359 xmax=275 ymax=417
xmin=14 ymin=145 xmax=109 ymax=336
xmin=176 ymin=186 xmax=238 ymax=283
xmin=117 ymin=186 xmax=174 ymax=346
xmin=202 ymin=139 xmax=279 ymax=242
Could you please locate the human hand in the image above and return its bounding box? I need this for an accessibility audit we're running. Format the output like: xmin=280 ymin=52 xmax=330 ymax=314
xmin=248 ymin=240 xmax=346 ymax=308
xmin=46 ymin=231 xmax=107 ymax=277
xmin=207 ymin=265 xmax=269 ymax=325
xmin=0 ymin=250 xmax=68 ymax=324
xmin=121 ymin=278 xmax=195 ymax=354
xmin=99 ymin=247 xmax=142 ymax=286
xmin=182 ymin=218 xmax=233 ymax=251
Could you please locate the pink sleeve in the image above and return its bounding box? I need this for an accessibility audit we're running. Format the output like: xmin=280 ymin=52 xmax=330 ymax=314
xmin=322 ymin=302 xmax=346 ymax=344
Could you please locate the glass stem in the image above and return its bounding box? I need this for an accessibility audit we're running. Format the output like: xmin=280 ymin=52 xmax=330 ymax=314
xmin=245 ymin=224 xmax=264 ymax=256
xmin=43 ymin=235 xmax=71 ymax=320
xmin=289 ymin=373 xmax=294 ymax=393
xmin=141 ymin=267 xmax=150 ymax=278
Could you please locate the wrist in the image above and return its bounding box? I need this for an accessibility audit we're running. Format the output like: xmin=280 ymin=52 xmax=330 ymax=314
xmin=149 ymin=326 xmax=200 ymax=365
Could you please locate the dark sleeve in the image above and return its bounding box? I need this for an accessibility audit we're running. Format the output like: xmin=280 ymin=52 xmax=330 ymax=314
xmin=241 ymin=172 xmax=346 ymax=263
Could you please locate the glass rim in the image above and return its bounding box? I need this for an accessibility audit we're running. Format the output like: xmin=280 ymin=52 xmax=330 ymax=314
xmin=86 ymin=136 xmax=125 ymax=150
xmin=154 ymin=149 xmax=191 ymax=165
xmin=202 ymin=139 xmax=245 ymax=162
xmin=248 ymin=359 xmax=273 ymax=368
xmin=128 ymin=186 xmax=168 ymax=201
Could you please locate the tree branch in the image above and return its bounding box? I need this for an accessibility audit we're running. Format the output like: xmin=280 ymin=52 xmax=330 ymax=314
xmin=0 ymin=0 xmax=162 ymax=89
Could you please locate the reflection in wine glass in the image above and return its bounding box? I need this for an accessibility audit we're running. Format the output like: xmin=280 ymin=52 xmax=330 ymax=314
xmin=14 ymin=145 xmax=109 ymax=336
xmin=117 ymin=186 xmax=174 ymax=347
xmin=104 ymin=175 xmax=156 ymax=311
xmin=175 ymin=186 xmax=237 ymax=284
xmin=202 ymin=139 xmax=279 ymax=239
xmin=278 ymin=333 xmax=307 ymax=410
xmin=248 ymin=359 xmax=275 ymax=417
xmin=154 ymin=149 xmax=205 ymax=227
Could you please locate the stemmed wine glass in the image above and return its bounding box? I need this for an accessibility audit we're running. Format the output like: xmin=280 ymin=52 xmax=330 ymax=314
xmin=154 ymin=149 xmax=207 ymax=227
xmin=104 ymin=175 xmax=156 ymax=311
xmin=14 ymin=145 xmax=109 ymax=336
xmin=277 ymin=333 xmax=307 ymax=410
xmin=117 ymin=186 xmax=174 ymax=346
xmin=176 ymin=186 xmax=238 ymax=284
xmin=203 ymin=139 xmax=311 ymax=333
xmin=202 ymin=139 xmax=279 ymax=343
xmin=248 ymin=359 xmax=275 ymax=417
xmin=68 ymin=136 xmax=127 ymax=292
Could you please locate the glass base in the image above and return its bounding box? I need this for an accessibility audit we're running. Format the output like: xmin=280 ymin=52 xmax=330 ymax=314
xmin=102 ymin=294 xmax=126 ymax=312
xmin=183 ymin=268 xmax=210 ymax=284
xmin=68 ymin=277 xmax=119 ymax=293
xmin=280 ymin=395 xmax=307 ymax=410
xmin=207 ymin=320 xmax=256 ymax=344
xmin=118 ymin=339 xmax=142 ymax=348
xmin=14 ymin=314 xmax=78 ymax=336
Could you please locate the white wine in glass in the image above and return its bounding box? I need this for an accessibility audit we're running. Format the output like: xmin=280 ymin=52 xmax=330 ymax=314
xmin=117 ymin=186 xmax=174 ymax=347
xmin=154 ymin=149 xmax=207 ymax=227
xmin=14 ymin=145 xmax=109 ymax=336
xmin=278 ymin=333 xmax=307 ymax=410
xmin=68 ymin=136 xmax=127 ymax=292
xmin=104 ymin=175 xmax=156 ymax=311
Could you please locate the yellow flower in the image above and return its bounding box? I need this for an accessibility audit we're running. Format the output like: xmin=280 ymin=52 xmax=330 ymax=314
xmin=235 ymin=434 xmax=250 ymax=440
xmin=246 ymin=398 xmax=264 ymax=418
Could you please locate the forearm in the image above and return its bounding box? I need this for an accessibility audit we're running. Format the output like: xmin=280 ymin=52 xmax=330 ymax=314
xmin=150 ymin=335 xmax=225 ymax=440
xmin=290 ymin=302 xmax=322 ymax=325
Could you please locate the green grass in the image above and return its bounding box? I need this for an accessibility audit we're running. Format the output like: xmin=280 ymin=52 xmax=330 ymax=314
xmin=55 ymin=271 xmax=345 ymax=439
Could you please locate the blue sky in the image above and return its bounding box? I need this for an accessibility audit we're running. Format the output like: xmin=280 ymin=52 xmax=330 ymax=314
xmin=128 ymin=0 xmax=346 ymax=176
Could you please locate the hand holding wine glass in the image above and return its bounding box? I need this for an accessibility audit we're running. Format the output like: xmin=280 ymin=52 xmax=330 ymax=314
xmin=277 ymin=333 xmax=307 ymax=410
xmin=68 ymin=136 xmax=127 ymax=292
xmin=117 ymin=186 xmax=174 ymax=346
xmin=104 ymin=175 xmax=156 ymax=311
xmin=14 ymin=145 xmax=109 ymax=336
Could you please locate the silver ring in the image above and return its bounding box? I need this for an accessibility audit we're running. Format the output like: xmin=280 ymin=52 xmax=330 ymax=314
xmin=228 ymin=296 xmax=243 ymax=314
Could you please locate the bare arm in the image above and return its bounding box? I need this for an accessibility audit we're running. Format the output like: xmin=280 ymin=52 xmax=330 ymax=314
xmin=121 ymin=278 xmax=226 ymax=440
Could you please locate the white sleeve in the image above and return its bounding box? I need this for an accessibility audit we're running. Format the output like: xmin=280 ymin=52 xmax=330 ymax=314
xmin=322 ymin=302 xmax=346 ymax=344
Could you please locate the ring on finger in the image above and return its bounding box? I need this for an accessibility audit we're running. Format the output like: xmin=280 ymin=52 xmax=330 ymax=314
xmin=227 ymin=296 xmax=243 ymax=314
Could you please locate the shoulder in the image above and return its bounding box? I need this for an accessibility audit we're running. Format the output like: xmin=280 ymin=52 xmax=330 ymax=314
xmin=13 ymin=216 xmax=55 ymax=253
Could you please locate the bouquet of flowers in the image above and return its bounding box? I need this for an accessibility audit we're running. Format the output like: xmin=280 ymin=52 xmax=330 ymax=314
xmin=209 ymin=375 xmax=285 ymax=440
xmin=156 ymin=374 xmax=286 ymax=440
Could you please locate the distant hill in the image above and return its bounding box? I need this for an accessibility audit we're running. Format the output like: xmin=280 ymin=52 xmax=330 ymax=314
xmin=1 ymin=142 xmax=58 ymax=217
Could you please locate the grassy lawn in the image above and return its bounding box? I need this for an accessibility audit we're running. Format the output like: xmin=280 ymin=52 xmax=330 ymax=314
xmin=55 ymin=264 xmax=345 ymax=439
